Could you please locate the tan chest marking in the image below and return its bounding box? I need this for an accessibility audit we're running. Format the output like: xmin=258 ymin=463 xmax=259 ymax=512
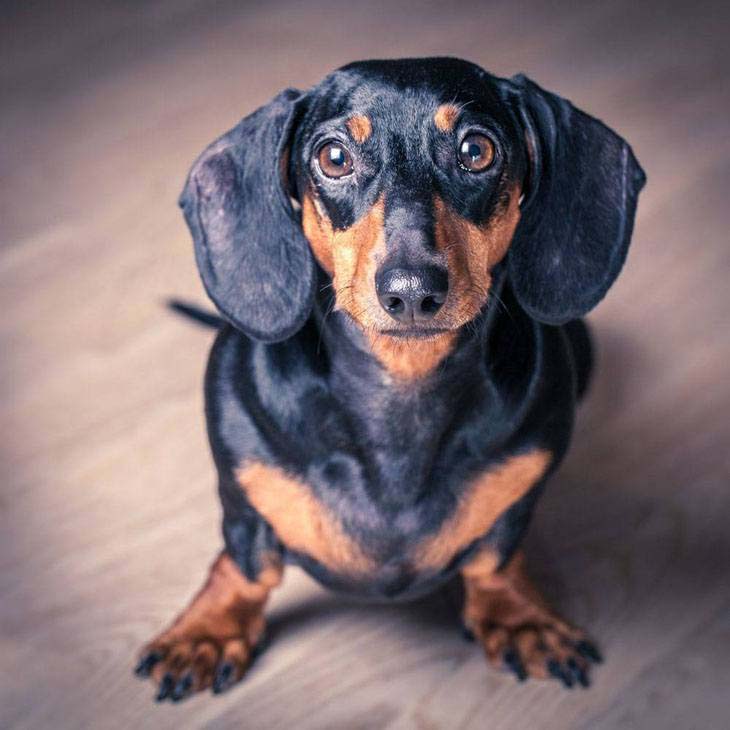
xmin=236 ymin=462 xmax=374 ymax=574
xmin=413 ymin=449 xmax=552 ymax=570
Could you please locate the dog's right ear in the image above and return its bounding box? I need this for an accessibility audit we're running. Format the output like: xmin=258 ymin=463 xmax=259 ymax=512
xmin=179 ymin=88 xmax=315 ymax=342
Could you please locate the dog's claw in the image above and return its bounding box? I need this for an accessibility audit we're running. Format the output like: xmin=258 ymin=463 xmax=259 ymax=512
xmin=567 ymin=657 xmax=590 ymax=688
xmin=171 ymin=673 xmax=193 ymax=702
xmin=155 ymin=673 xmax=174 ymax=702
xmin=546 ymin=658 xmax=574 ymax=688
xmin=576 ymin=640 xmax=603 ymax=664
xmin=212 ymin=662 xmax=234 ymax=694
xmin=134 ymin=651 xmax=162 ymax=678
xmin=503 ymin=649 xmax=527 ymax=682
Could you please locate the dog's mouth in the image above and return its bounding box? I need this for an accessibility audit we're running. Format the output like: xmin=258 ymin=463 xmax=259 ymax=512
xmin=378 ymin=327 xmax=451 ymax=340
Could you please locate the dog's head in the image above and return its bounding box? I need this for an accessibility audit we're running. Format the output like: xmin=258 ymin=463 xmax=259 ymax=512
xmin=180 ymin=57 xmax=645 ymax=345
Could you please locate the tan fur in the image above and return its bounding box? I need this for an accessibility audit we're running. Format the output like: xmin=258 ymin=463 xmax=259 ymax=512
xmin=301 ymin=191 xmax=386 ymax=319
xmin=434 ymin=104 xmax=460 ymax=132
xmin=368 ymin=331 xmax=458 ymax=380
xmin=432 ymin=187 xmax=521 ymax=330
xmin=413 ymin=449 xmax=551 ymax=569
xmin=461 ymin=549 xmax=588 ymax=680
xmin=346 ymin=114 xmax=373 ymax=143
xmin=331 ymin=197 xmax=386 ymax=331
xmin=301 ymin=192 xmax=335 ymax=274
xmin=236 ymin=461 xmax=374 ymax=573
xmin=140 ymin=552 xmax=282 ymax=688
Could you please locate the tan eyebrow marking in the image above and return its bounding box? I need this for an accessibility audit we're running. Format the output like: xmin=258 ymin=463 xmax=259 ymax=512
xmin=434 ymin=104 xmax=461 ymax=132
xmin=346 ymin=114 xmax=372 ymax=143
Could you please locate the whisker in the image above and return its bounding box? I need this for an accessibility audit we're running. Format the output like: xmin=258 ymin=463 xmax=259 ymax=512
xmin=487 ymin=287 xmax=514 ymax=322
xmin=316 ymin=294 xmax=338 ymax=355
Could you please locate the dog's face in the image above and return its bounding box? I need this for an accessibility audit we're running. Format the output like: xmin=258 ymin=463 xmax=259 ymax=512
xmin=293 ymin=59 xmax=525 ymax=340
xmin=180 ymin=57 xmax=645 ymax=358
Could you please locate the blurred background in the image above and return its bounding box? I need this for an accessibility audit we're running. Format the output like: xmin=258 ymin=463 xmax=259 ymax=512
xmin=1 ymin=1 xmax=729 ymax=728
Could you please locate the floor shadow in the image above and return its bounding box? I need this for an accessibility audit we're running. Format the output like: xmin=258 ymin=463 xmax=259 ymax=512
xmin=525 ymin=322 xmax=730 ymax=627
xmin=265 ymin=576 xmax=466 ymax=647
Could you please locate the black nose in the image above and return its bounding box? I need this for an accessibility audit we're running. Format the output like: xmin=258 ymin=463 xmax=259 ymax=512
xmin=376 ymin=266 xmax=448 ymax=323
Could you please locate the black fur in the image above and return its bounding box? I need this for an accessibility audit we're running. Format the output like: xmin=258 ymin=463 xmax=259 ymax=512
xmin=167 ymin=298 xmax=224 ymax=329
xmin=502 ymin=74 xmax=646 ymax=324
xmin=176 ymin=57 xmax=644 ymax=599
xmin=179 ymin=88 xmax=315 ymax=342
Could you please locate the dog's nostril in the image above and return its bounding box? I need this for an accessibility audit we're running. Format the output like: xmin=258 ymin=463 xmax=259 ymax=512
xmin=386 ymin=296 xmax=405 ymax=314
xmin=420 ymin=295 xmax=443 ymax=315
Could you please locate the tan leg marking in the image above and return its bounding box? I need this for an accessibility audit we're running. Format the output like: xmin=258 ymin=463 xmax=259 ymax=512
xmin=413 ymin=449 xmax=551 ymax=570
xmin=136 ymin=552 xmax=282 ymax=699
xmin=236 ymin=461 xmax=374 ymax=574
xmin=462 ymin=549 xmax=601 ymax=687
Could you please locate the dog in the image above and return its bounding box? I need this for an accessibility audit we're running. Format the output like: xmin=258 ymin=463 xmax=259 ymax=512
xmin=134 ymin=57 xmax=645 ymax=702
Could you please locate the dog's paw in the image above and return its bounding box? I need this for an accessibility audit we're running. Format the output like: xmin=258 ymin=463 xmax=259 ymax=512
xmin=477 ymin=621 xmax=602 ymax=688
xmin=134 ymin=553 xmax=279 ymax=702
xmin=135 ymin=632 xmax=264 ymax=702
xmin=461 ymin=551 xmax=603 ymax=689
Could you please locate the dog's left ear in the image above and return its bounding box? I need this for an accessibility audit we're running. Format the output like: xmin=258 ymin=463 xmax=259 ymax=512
xmin=179 ymin=88 xmax=315 ymax=342
xmin=501 ymin=74 xmax=646 ymax=324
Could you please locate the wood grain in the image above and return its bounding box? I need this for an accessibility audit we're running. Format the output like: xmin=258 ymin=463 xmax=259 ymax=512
xmin=1 ymin=1 xmax=729 ymax=728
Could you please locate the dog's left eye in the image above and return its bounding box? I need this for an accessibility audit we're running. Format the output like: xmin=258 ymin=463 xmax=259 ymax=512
xmin=317 ymin=141 xmax=354 ymax=179
xmin=457 ymin=133 xmax=495 ymax=172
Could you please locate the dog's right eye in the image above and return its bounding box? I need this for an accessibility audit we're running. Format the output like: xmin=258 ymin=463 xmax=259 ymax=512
xmin=316 ymin=141 xmax=354 ymax=179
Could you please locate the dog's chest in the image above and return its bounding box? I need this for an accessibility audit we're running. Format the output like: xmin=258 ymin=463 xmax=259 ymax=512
xmin=215 ymin=321 xmax=563 ymax=597
xmin=236 ymin=386 xmax=551 ymax=597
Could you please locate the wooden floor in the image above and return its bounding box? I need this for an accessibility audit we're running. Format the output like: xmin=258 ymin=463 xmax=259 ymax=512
xmin=2 ymin=1 xmax=729 ymax=728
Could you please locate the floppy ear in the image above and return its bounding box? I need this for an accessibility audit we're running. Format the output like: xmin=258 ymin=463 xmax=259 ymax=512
xmin=503 ymin=74 xmax=646 ymax=324
xmin=179 ymin=88 xmax=315 ymax=342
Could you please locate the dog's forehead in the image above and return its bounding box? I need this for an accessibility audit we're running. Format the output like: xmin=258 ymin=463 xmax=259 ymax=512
xmin=309 ymin=57 xmax=504 ymax=125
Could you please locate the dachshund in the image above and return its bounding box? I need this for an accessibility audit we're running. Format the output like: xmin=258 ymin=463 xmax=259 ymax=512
xmin=134 ymin=57 xmax=645 ymax=702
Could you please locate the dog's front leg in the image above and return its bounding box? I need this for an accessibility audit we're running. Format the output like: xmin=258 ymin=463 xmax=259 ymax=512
xmin=135 ymin=550 xmax=282 ymax=701
xmin=461 ymin=549 xmax=602 ymax=688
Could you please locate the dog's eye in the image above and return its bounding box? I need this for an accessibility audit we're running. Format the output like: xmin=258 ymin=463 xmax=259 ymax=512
xmin=457 ymin=133 xmax=495 ymax=172
xmin=317 ymin=141 xmax=354 ymax=179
